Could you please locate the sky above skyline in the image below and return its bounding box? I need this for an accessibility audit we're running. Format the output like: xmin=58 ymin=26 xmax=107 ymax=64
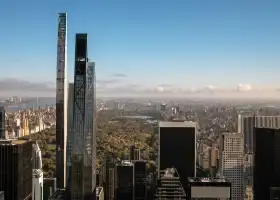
xmin=1 ymin=0 xmax=280 ymax=98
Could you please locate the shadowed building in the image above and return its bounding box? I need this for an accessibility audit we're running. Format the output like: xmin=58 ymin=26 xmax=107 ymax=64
xmin=158 ymin=121 xmax=197 ymax=191
xmin=254 ymin=128 xmax=280 ymax=200
xmin=0 ymin=140 xmax=33 ymax=200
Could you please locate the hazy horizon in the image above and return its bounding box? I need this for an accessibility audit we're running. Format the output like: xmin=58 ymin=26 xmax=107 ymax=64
xmin=1 ymin=1 xmax=280 ymax=100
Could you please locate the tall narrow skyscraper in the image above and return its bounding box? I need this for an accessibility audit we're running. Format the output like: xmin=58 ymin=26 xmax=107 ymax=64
xmin=70 ymin=34 xmax=96 ymax=200
xmin=56 ymin=13 xmax=68 ymax=189
xmin=66 ymin=82 xmax=74 ymax=188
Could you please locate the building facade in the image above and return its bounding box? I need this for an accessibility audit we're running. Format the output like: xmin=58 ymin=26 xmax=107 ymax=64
xmin=69 ymin=34 xmax=96 ymax=200
xmin=56 ymin=12 xmax=68 ymax=189
xmin=219 ymin=132 xmax=244 ymax=200
xmin=0 ymin=140 xmax=33 ymax=200
xmin=158 ymin=121 xmax=197 ymax=191
xmin=254 ymin=128 xmax=280 ymax=200
xmin=32 ymin=142 xmax=43 ymax=200
xmin=238 ymin=115 xmax=280 ymax=153
xmin=115 ymin=161 xmax=134 ymax=200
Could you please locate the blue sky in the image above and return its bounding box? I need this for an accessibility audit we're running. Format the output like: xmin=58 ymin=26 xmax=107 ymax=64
xmin=1 ymin=0 xmax=280 ymax=96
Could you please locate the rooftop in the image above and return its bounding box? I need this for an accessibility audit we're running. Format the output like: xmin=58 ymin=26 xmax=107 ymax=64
xmin=159 ymin=121 xmax=197 ymax=128
xmin=0 ymin=139 xmax=28 ymax=145
xmin=120 ymin=160 xmax=134 ymax=166
xmin=160 ymin=168 xmax=180 ymax=178
xmin=188 ymin=177 xmax=229 ymax=183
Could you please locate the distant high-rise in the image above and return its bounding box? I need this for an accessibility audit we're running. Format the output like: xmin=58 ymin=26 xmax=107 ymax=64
xmin=238 ymin=115 xmax=280 ymax=152
xmin=254 ymin=128 xmax=280 ymax=200
xmin=0 ymin=139 xmax=33 ymax=200
xmin=219 ymin=132 xmax=244 ymax=200
xmin=0 ymin=107 xmax=5 ymax=139
xmin=158 ymin=121 xmax=197 ymax=191
xmin=69 ymin=34 xmax=96 ymax=200
xmin=56 ymin=12 xmax=68 ymax=189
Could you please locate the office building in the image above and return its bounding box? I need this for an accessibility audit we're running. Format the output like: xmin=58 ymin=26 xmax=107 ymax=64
xmin=130 ymin=145 xmax=135 ymax=160
xmin=32 ymin=142 xmax=43 ymax=200
xmin=158 ymin=121 xmax=197 ymax=191
xmin=69 ymin=34 xmax=96 ymax=200
xmin=219 ymin=132 xmax=244 ymax=200
xmin=134 ymin=148 xmax=141 ymax=160
xmin=0 ymin=139 xmax=33 ymax=200
xmin=254 ymin=128 xmax=280 ymax=200
xmin=0 ymin=107 xmax=5 ymax=139
xmin=115 ymin=161 xmax=134 ymax=200
xmin=130 ymin=145 xmax=141 ymax=161
xmin=96 ymin=187 xmax=104 ymax=200
xmin=209 ymin=147 xmax=218 ymax=177
xmin=56 ymin=12 xmax=68 ymax=189
xmin=105 ymin=158 xmax=115 ymax=200
xmin=43 ymin=178 xmax=57 ymax=200
xmin=187 ymin=177 xmax=231 ymax=200
xmin=238 ymin=115 xmax=280 ymax=152
xmin=244 ymin=153 xmax=253 ymax=185
xmin=66 ymin=82 xmax=74 ymax=186
xmin=134 ymin=161 xmax=147 ymax=200
xmin=155 ymin=168 xmax=186 ymax=200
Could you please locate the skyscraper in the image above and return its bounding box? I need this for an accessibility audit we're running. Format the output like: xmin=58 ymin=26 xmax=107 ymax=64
xmin=0 ymin=107 xmax=5 ymax=139
xmin=254 ymin=127 xmax=280 ymax=200
xmin=238 ymin=115 xmax=280 ymax=152
xmin=56 ymin=12 xmax=68 ymax=189
xmin=66 ymin=82 xmax=74 ymax=187
xmin=0 ymin=139 xmax=33 ymax=200
xmin=158 ymin=121 xmax=197 ymax=191
xmin=115 ymin=161 xmax=134 ymax=200
xmin=219 ymin=132 xmax=244 ymax=200
xmin=134 ymin=160 xmax=147 ymax=200
xmin=70 ymin=34 xmax=96 ymax=200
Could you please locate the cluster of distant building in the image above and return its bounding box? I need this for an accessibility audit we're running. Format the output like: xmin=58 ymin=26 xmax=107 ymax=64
xmin=0 ymin=106 xmax=55 ymax=139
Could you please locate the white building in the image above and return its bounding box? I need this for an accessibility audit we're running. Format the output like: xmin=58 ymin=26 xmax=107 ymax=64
xmin=219 ymin=132 xmax=244 ymax=200
xmin=32 ymin=142 xmax=43 ymax=200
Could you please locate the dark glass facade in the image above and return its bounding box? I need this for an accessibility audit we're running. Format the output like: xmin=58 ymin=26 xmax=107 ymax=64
xmin=254 ymin=128 xmax=280 ymax=200
xmin=134 ymin=161 xmax=147 ymax=200
xmin=0 ymin=140 xmax=33 ymax=200
xmin=159 ymin=126 xmax=196 ymax=190
xmin=115 ymin=165 xmax=134 ymax=200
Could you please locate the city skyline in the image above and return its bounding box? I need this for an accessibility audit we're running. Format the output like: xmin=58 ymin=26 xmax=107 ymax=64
xmin=1 ymin=1 xmax=280 ymax=98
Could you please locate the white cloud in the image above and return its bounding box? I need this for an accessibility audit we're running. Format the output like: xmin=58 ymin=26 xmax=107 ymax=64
xmin=237 ymin=83 xmax=252 ymax=91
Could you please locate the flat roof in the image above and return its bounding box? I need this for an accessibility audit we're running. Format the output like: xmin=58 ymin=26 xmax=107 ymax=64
xmin=159 ymin=121 xmax=197 ymax=128
xmin=0 ymin=139 xmax=28 ymax=145
xmin=189 ymin=177 xmax=230 ymax=183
